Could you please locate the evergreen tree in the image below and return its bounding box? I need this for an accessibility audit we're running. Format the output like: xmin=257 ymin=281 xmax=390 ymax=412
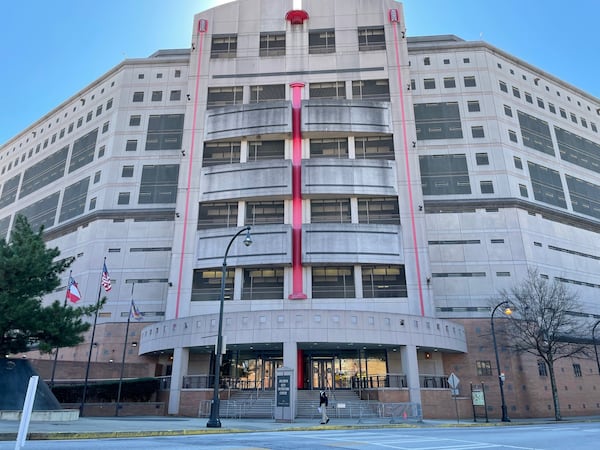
xmin=0 ymin=215 xmax=97 ymax=356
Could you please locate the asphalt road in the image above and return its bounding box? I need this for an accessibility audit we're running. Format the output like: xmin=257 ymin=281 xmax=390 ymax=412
xmin=3 ymin=422 xmax=600 ymax=449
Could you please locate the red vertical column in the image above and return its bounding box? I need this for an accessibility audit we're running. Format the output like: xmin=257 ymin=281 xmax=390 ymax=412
xmin=289 ymin=82 xmax=307 ymax=299
xmin=174 ymin=19 xmax=207 ymax=318
xmin=389 ymin=10 xmax=425 ymax=316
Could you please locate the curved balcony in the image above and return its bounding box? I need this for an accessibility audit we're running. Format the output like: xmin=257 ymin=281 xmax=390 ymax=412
xmin=302 ymin=99 xmax=392 ymax=136
xmin=303 ymin=223 xmax=402 ymax=265
xmin=303 ymin=158 xmax=397 ymax=197
xmin=200 ymin=160 xmax=292 ymax=202
xmin=204 ymin=101 xmax=292 ymax=141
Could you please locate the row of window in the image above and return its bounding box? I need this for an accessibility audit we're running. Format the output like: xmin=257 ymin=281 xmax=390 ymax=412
xmin=499 ymin=80 xmax=598 ymax=134
xmin=1 ymin=98 xmax=114 ymax=176
xmin=132 ymin=90 xmax=182 ymax=102
xmin=206 ymin=79 xmax=390 ymax=107
xmin=210 ymin=26 xmax=385 ymax=59
xmin=476 ymin=360 xmax=584 ymax=378
xmin=192 ymin=264 xmax=407 ymax=301
xmin=197 ymin=197 xmax=400 ymax=228
xmin=201 ymin=136 xmax=395 ymax=166
xmin=410 ymin=75 xmax=477 ymax=91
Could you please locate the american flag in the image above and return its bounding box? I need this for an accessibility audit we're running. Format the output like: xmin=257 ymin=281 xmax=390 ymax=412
xmin=101 ymin=262 xmax=112 ymax=292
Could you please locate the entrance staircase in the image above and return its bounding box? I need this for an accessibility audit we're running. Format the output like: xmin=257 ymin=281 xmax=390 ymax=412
xmin=218 ymin=389 xmax=380 ymax=420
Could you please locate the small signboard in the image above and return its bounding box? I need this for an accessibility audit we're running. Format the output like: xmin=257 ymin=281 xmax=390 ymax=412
xmin=448 ymin=372 xmax=460 ymax=389
xmin=276 ymin=375 xmax=290 ymax=407
xmin=472 ymin=390 xmax=485 ymax=406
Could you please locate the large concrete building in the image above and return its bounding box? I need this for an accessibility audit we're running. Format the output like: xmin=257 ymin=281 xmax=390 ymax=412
xmin=2 ymin=0 xmax=600 ymax=419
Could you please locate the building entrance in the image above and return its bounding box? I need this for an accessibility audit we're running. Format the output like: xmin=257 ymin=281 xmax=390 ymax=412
xmin=311 ymin=358 xmax=334 ymax=390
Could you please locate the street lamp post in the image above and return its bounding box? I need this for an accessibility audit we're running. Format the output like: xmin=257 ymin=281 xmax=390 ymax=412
xmin=592 ymin=320 xmax=600 ymax=376
xmin=491 ymin=301 xmax=512 ymax=422
xmin=206 ymin=226 xmax=252 ymax=428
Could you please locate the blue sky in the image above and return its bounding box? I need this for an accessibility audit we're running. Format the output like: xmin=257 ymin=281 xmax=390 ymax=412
xmin=1 ymin=0 xmax=598 ymax=145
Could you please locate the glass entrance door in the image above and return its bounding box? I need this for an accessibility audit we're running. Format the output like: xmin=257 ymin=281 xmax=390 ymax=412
xmin=312 ymin=358 xmax=334 ymax=390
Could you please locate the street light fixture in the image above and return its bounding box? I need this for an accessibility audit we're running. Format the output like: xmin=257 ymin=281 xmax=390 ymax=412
xmin=592 ymin=320 xmax=600 ymax=376
xmin=206 ymin=226 xmax=252 ymax=428
xmin=491 ymin=300 xmax=512 ymax=422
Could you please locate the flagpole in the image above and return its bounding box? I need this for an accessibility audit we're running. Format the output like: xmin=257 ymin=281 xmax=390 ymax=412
xmin=50 ymin=270 xmax=72 ymax=389
xmin=115 ymin=283 xmax=135 ymax=417
xmin=80 ymin=258 xmax=106 ymax=417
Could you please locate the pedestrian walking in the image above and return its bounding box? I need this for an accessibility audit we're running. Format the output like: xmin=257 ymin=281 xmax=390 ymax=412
xmin=319 ymin=390 xmax=329 ymax=424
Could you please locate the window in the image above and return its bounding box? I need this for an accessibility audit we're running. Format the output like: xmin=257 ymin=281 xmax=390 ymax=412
xmin=145 ymin=114 xmax=185 ymax=150
xmin=508 ymin=130 xmax=518 ymax=143
xmin=259 ymin=32 xmax=285 ymax=56
xmin=538 ymin=360 xmax=547 ymax=377
xmin=207 ymin=86 xmax=243 ymax=108
xmin=581 ymin=118 xmax=588 ymax=128
xmin=480 ymin=181 xmax=494 ymax=194
xmin=519 ymin=184 xmax=528 ymax=197
xmin=444 ymin=58 xmax=450 ymax=64
xmin=476 ymin=360 xmax=493 ymax=376
xmin=96 ymin=105 xmax=102 ymax=116
xmin=560 ymin=108 xmax=567 ymax=119
xmin=352 ymin=79 xmax=390 ymax=100
xmin=156 ymin=73 xmax=163 ymax=79
xmin=570 ymin=113 xmax=577 ymax=124
xmin=98 ymin=145 xmax=105 ymax=158
xmin=138 ymin=164 xmax=179 ymax=204
xmin=504 ymin=105 xmax=513 ymax=117
xmin=423 ymin=78 xmax=436 ymax=90
xmin=358 ymin=26 xmax=385 ymax=51
xmin=309 ymin=29 xmax=335 ymax=54
xmin=129 ymin=115 xmax=141 ymax=126
xmin=471 ymin=126 xmax=485 ymax=138
xmin=89 ymin=197 xmax=96 ymax=210
xmin=250 ymin=84 xmax=286 ymax=103
xmin=86 ymin=111 xmax=93 ymax=122
xmin=443 ymin=77 xmax=456 ymax=88
xmin=211 ymin=34 xmax=237 ymax=58
xmin=68 ymin=123 xmax=74 ymax=133
xmin=537 ymin=98 xmax=545 ymax=109
xmin=198 ymin=201 xmax=238 ymax=229
xmin=310 ymin=199 xmax=351 ymax=223
xmin=192 ymin=268 xmax=233 ymax=301
xmin=357 ymin=197 xmax=400 ymax=224
xmin=499 ymin=81 xmax=508 ymax=93
xmin=93 ymin=171 xmax=101 ymax=183
xmin=362 ymin=265 xmax=407 ymax=298
xmin=59 ymin=128 xmax=65 ymax=138
xmin=248 ymin=140 xmax=285 ymax=161
xmin=242 ymin=267 xmax=284 ymax=300
xmin=463 ymin=57 xmax=470 ymax=63
xmin=202 ymin=142 xmax=241 ymax=166
xmin=174 ymin=70 xmax=181 ymax=78
xmin=573 ymin=363 xmax=582 ymax=377
xmin=133 ymin=91 xmax=144 ymax=102
xmin=126 ymin=140 xmax=138 ymax=152
xmin=102 ymin=121 xmax=109 ymax=133
xmin=309 ymin=82 xmax=345 ymax=99
xmin=475 ymin=153 xmax=489 ymax=165
xmin=592 ymin=123 xmax=598 ymax=133
xmin=355 ymin=136 xmax=395 ymax=160
xmin=463 ymin=76 xmax=476 ymax=87
xmin=512 ymin=86 xmax=520 ymax=98
xmin=117 ymin=192 xmax=130 ymax=205
xmin=525 ymin=92 xmax=533 ymax=104
xmin=245 ymin=201 xmax=284 ymax=225
xmin=423 ymin=57 xmax=430 ymax=65
xmin=467 ymin=101 xmax=480 ymax=112
xmin=121 ymin=165 xmax=134 ymax=177
xmin=151 ymin=91 xmax=163 ymax=102
xmin=106 ymin=98 xmax=113 ymax=110
xmin=310 ymin=138 xmax=348 ymax=158
xmin=77 ymin=117 xmax=83 ymax=128
xmin=312 ymin=266 xmax=355 ymax=298
xmin=170 ymin=90 xmax=181 ymax=101
xmin=138 ymin=73 xmax=144 ymax=79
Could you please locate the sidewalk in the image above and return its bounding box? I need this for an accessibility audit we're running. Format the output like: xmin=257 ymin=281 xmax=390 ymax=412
xmin=1 ymin=415 xmax=599 ymax=441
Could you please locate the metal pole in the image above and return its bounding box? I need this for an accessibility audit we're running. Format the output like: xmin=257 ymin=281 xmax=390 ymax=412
xmin=116 ymin=285 xmax=135 ymax=416
xmin=50 ymin=270 xmax=72 ymax=389
xmin=207 ymin=227 xmax=252 ymax=428
xmin=491 ymin=301 xmax=510 ymax=422
xmin=593 ymin=320 xmax=600 ymax=376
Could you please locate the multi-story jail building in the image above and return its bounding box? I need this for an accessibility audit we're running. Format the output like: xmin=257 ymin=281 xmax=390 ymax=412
xmin=2 ymin=0 xmax=600 ymax=419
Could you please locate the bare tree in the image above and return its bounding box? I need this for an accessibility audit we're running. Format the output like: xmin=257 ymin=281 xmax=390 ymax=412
xmin=496 ymin=269 xmax=589 ymax=421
